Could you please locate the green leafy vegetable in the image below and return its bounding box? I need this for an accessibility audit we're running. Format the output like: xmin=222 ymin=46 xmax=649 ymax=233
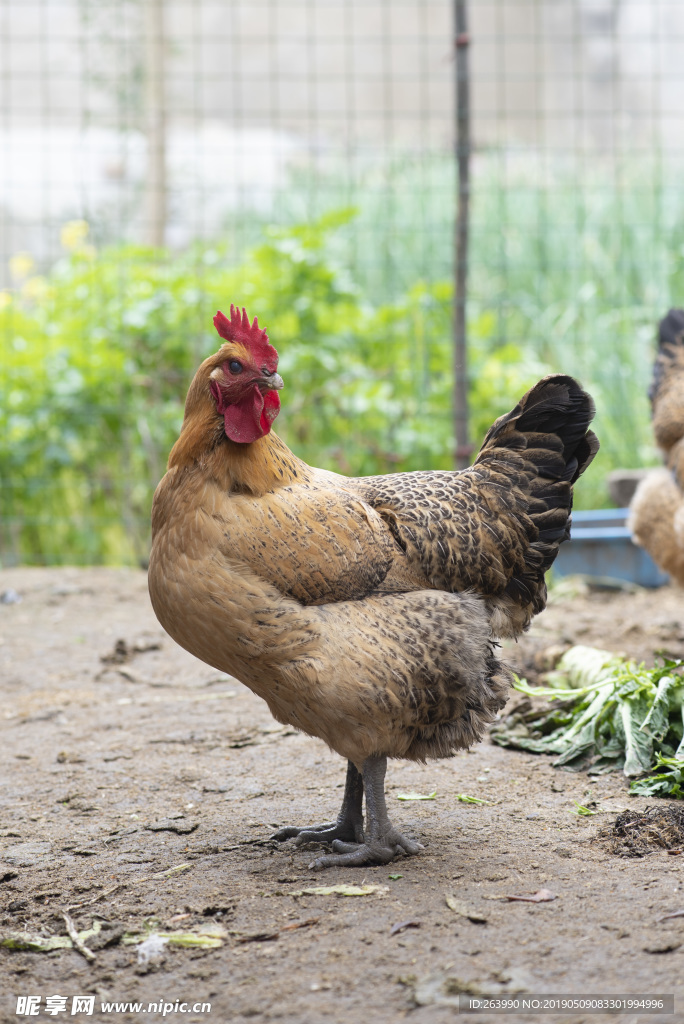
xmin=630 ymin=755 xmax=684 ymax=798
xmin=1 ymin=922 xmax=101 ymax=954
xmin=491 ymin=645 xmax=684 ymax=796
xmin=122 ymin=923 xmax=226 ymax=949
xmin=571 ymin=801 xmax=597 ymax=816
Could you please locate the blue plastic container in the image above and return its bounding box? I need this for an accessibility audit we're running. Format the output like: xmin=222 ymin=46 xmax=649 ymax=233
xmin=554 ymin=508 xmax=669 ymax=588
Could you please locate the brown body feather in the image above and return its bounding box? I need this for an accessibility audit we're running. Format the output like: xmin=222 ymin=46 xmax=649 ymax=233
xmin=149 ymin=360 xmax=598 ymax=765
xmin=630 ymin=309 xmax=684 ymax=584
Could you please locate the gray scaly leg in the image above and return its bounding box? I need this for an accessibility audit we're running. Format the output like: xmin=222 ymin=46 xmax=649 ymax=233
xmin=271 ymin=760 xmax=364 ymax=847
xmin=308 ymin=755 xmax=423 ymax=870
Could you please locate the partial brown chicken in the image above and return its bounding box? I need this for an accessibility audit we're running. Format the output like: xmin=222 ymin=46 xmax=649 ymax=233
xmin=148 ymin=305 xmax=598 ymax=868
xmin=630 ymin=309 xmax=684 ymax=584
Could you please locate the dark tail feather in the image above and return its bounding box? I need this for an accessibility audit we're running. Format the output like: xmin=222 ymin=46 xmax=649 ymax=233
xmin=650 ymin=309 xmax=684 ymax=452
xmin=650 ymin=308 xmax=684 ymax=403
xmin=482 ymin=374 xmax=599 ymax=483
xmin=479 ymin=375 xmax=599 ymax=627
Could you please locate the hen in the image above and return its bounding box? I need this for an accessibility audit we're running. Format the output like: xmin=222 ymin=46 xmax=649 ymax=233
xmin=148 ymin=305 xmax=598 ymax=868
xmin=630 ymin=308 xmax=684 ymax=583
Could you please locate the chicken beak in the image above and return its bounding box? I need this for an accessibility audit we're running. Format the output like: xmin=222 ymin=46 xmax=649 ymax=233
xmin=264 ymin=372 xmax=284 ymax=391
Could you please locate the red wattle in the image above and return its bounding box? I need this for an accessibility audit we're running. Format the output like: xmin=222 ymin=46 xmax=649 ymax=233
xmin=261 ymin=390 xmax=281 ymax=433
xmin=222 ymin=384 xmax=280 ymax=444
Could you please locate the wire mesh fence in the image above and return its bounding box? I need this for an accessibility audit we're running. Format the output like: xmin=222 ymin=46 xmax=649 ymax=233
xmin=1 ymin=1 xmax=683 ymax=565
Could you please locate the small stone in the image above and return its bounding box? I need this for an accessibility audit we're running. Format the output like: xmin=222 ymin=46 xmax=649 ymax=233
xmin=145 ymin=818 xmax=199 ymax=835
xmin=445 ymin=895 xmax=488 ymax=924
xmin=643 ymin=939 xmax=682 ymax=954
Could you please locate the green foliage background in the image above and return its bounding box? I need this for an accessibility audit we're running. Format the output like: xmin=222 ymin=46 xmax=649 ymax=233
xmin=2 ymin=157 xmax=681 ymax=566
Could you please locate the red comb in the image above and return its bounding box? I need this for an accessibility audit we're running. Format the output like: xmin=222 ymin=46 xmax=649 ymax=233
xmin=213 ymin=305 xmax=278 ymax=370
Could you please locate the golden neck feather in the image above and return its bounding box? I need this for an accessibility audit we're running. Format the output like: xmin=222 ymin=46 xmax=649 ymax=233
xmin=168 ymin=411 xmax=308 ymax=496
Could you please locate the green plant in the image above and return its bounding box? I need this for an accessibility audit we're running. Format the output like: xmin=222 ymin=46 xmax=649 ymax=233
xmin=269 ymin=154 xmax=682 ymax=508
xmin=631 ymin=754 xmax=684 ymax=798
xmin=491 ymin=644 xmax=684 ymax=794
xmin=2 ymin=212 xmax=544 ymax=565
xmin=6 ymin=142 xmax=682 ymax=568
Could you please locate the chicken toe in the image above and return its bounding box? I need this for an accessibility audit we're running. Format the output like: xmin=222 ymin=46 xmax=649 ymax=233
xmin=271 ymin=760 xmax=364 ymax=847
xmin=309 ymin=831 xmax=422 ymax=869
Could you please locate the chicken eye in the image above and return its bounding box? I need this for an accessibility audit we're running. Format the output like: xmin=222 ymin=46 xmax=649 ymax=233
xmin=228 ymin=360 xmax=243 ymax=375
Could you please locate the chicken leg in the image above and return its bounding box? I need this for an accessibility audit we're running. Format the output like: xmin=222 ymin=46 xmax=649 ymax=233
xmin=274 ymin=755 xmax=422 ymax=868
xmin=271 ymin=759 xmax=365 ymax=848
xmin=307 ymin=756 xmax=422 ymax=869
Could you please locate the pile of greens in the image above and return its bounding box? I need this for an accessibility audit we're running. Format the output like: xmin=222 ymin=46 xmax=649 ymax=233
xmin=491 ymin=645 xmax=684 ymax=797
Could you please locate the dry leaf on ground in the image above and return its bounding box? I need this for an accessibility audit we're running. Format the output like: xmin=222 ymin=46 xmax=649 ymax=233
xmin=290 ymin=884 xmax=389 ymax=897
xmin=396 ymin=791 xmax=436 ymax=801
xmin=500 ymin=889 xmax=557 ymax=903
xmin=445 ymin=895 xmax=488 ymax=923
xmin=390 ymin=920 xmax=421 ymax=936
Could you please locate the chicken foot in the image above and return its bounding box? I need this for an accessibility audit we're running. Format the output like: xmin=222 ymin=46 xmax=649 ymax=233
xmin=307 ymin=755 xmax=423 ymax=870
xmin=271 ymin=759 xmax=365 ymax=848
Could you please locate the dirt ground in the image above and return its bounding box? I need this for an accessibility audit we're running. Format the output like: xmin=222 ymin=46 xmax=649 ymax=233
xmin=3 ymin=568 xmax=684 ymax=1024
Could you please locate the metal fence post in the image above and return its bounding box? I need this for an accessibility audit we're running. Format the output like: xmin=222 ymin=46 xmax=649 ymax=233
xmin=454 ymin=0 xmax=471 ymax=470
